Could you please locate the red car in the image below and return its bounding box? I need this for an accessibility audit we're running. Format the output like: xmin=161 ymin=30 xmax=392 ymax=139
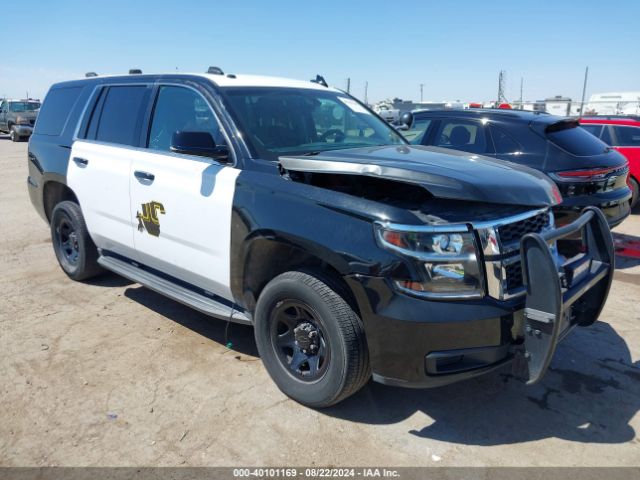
xmin=579 ymin=116 xmax=640 ymax=208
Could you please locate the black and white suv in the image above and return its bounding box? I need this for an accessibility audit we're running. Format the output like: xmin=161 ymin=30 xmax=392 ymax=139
xmin=28 ymin=70 xmax=614 ymax=407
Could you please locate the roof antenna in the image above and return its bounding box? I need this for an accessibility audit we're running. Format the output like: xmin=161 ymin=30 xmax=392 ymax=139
xmin=129 ymin=69 xmax=142 ymax=75
xmin=310 ymin=74 xmax=328 ymax=87
xmin=85 ymin=72 xmax=98 ymax=78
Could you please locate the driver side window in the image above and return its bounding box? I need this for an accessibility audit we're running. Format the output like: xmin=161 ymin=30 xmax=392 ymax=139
xmin=148 ymin=86 xmax=224 ymax=152
xmin=433 ymin=119 xmax=487 ymax=154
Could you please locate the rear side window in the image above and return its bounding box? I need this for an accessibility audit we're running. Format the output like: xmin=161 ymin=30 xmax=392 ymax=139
xmin=580 ymin=124 xmax=602 ymax=137
xmin=490 ymin=126 xmax=522 ymax=154
xmin=546 ymin=124 xmax=608 ymax=156
xmin=91 ymin=86 xmax=149 ymax=146
xmin=34 ymin=86 xmax=82 ymax=136
xmin=612 ymin=126 xmax=640 ymax=147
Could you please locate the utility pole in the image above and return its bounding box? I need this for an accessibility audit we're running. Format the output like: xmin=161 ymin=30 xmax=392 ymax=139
xmin=420 ymin=83 xmax=424 ymax=103
xmin=346 ymin=77 xmax=351 ymax=94
xmin=497 ymin=70 xmax=507 ymax=106
xmin=364 ymin=81 xmax=368 ymax=105
xmin=579 ymin=66 xmax=589 ymax=117
xmin=519 ymin=77 xmax=523 ymax=110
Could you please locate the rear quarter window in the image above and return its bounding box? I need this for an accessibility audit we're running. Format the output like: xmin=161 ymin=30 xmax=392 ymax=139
xmin=546 ymin=124 xmax=609 ymax=156
xmin=33 ymin=86 xmax=83 ymax=136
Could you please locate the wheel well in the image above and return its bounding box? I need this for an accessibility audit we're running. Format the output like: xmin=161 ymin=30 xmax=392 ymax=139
xmin=43 ymin=181 xmax=78 ymax=223
xmin=242 ymin=239 xmax=359 ymax=316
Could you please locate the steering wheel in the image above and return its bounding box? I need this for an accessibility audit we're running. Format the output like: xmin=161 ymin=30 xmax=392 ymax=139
xmin=320 ymin=129 xmax=346 ymax=143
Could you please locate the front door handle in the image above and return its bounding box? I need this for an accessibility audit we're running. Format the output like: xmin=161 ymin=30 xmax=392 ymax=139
xmin=72 ymin=157 xmax=88 ymax=167
xmin=134 ymin=170 xmax=155 ymax=184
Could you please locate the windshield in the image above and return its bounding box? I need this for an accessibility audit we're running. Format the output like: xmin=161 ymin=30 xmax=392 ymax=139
xmin=221 ymin=87 xmax=406 ymax=161
xmin=9 ymin=102 xmax=40 ymax=112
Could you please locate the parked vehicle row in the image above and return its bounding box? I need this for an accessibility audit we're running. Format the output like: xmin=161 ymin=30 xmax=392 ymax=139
xmin=400 ymin=109 xmax=632 ymax=227
xmin=0 ymin=98 xmax=40 ymax=141
xmin=27 ymin=70 xmax=614 ymax=407
xmin=578 ymin=116 xmax=640 ymax=209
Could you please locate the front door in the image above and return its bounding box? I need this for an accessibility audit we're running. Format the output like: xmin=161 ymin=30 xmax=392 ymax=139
xmin=129 ymin=85 xmax=239 ymax=301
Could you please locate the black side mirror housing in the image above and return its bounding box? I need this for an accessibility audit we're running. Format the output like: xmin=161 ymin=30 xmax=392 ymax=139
xmin=170 ymin=131 xmax=230 ymax=162
xmin=399 ymin=111 xmax=414 ymax=128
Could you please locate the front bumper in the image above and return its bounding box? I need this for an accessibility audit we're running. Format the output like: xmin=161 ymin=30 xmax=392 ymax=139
xmin=13 ymin=125 xmax=33 ymax=137
xmin=347 ymin=207 xmax=614 ymax=388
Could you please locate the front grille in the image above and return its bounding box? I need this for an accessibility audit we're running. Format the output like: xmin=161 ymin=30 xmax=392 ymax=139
xmin=505 ymin=261 xmax=523 ymax=291
xmin=498 ymin=211 xmax=550 ymax=245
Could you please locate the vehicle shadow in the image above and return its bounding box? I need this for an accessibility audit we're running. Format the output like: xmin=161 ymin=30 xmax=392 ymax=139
xmin=116 ymin=281 xmax=638 ymax=446
xmin=123 ymin=285 xmax=258 ymax=357
xmin=325 ymin=321 xmax=639 ymax=445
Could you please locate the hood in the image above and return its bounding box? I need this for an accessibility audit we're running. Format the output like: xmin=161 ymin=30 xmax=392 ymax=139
xmin=280 ymin=145 xmax=561 ymax=207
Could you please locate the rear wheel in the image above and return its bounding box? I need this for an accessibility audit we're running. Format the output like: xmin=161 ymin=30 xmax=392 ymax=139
xmin=51 ymin=201 xmax=103 ymax=281
xmin=254 ymin=271 xmax=370 ymax=408
xmin=630 ymin=177 xmax=639 ymax=210
xmin=10 ymin=126 xmax=19 ymax=142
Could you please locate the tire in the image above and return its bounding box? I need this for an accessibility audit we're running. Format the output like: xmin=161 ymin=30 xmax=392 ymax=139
xmin=630 ymin=177 xmax=639 ymax=210
xmin=254 ymin=271 xmax=370 ymax=408
xmin=50 ymin=200 xmax=103 ymax=281
xmin=10 ymin=127 xmax=18 ymax=142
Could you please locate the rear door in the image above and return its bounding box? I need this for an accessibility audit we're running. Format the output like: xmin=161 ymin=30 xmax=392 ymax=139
xmin=67 ymin=84 xmax=151 ymax=259
xmin=129 ymin=84 xmax=239 ymax=301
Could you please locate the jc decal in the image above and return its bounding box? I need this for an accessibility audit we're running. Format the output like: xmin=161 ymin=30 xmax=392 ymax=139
xmin=137 ymin=201 xmax=165 ymax=237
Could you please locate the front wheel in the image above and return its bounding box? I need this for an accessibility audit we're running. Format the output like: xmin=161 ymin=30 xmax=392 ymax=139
xmin=51 ymin=201 xmax=103 ymax=281
xmin=630 ymin=177 xmax=639 ymax=210
xmin=10 ymin=127 xmax=19 ymax=142
xmin=254 ymin=271 xmax=370 ymax=408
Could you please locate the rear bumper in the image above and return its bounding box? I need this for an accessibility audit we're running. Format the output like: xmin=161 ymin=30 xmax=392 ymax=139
xmin=348 ymin=208 xmax=614 ymax=388
xmin=554 ymin=187 xmax=631 ymax=228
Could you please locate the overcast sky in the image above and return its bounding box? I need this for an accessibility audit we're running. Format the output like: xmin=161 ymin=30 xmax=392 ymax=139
xmin=2 ymin=0 xmax=638 ymax=103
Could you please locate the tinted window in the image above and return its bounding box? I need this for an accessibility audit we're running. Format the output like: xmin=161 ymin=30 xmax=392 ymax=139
xmin=148 ymin=86 xmax=224 ymax=151
xmin=9 ymin=102 xmax=40 ymax=112
xmin=613 ymin=126 xmax=640 ymax=147
xmin=222 ymin=87 xmax=404 ymax=161
xmin=580 ymin=124 xmax=602 ymax=137
xmin=490 ymin=126 xmax=521 ymax=154
xmin=433 ymin=119 xmax=487 ymax=154
xmin=405 ymin=118 xmax=432 ymax=144
xmin=33 ymin=87 xmax=82 ymax=136
xmin=94 ymin=86 xmax=148 ymax=146
xmin=546 ymin=124 xmax=609 ymax=156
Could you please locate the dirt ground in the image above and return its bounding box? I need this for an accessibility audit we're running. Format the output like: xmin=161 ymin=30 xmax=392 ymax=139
xmin=1 ymin=137 xmax=639 ymax=467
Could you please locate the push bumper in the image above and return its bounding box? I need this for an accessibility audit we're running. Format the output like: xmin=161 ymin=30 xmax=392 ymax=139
xmin=348 ymin=207 xmax=614 ymax=388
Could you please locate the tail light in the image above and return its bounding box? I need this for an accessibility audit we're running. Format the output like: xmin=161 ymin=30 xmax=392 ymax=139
xmin=552 ymin=166 xmax=622 ymax=182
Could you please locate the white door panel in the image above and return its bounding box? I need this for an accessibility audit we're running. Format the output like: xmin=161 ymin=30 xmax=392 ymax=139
xmin=67 ymin=141 xmax=135 ymax=257
xmin=129 ymin=149 xmax=239 ymax=301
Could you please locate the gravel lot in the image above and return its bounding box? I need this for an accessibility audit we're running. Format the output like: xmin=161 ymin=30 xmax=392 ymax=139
xmin=1 ymin=136 xmax=639 ymax=467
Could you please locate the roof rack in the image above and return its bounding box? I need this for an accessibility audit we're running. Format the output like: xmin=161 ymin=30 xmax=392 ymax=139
xmin=207 ymin=66 xmax=224 ymax=75
xmin=310 ymin=74 xmax=328 ymax=87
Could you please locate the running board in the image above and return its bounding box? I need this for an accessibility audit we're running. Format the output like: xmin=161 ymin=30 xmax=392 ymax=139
xmin=98 ymin=255 xmax=251 ymax=325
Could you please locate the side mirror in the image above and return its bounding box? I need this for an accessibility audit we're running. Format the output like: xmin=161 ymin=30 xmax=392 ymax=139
xmin=399 ymin=111 xmax=414 ymax=128
xmin=170 ymin=131 xmax=230 ymax=162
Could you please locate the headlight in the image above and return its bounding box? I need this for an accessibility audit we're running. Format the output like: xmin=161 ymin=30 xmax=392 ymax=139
xmin=16 ymin=116 xmax=31 ymax=125
xmin=375 ymin=223 xmax=484 ymax=299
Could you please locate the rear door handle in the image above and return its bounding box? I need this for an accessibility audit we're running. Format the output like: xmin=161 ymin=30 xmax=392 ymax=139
xmin=134 ymin=170 xmax=155 ymax=183
xmin=72 ymin=157 xmax=88 ymax=167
